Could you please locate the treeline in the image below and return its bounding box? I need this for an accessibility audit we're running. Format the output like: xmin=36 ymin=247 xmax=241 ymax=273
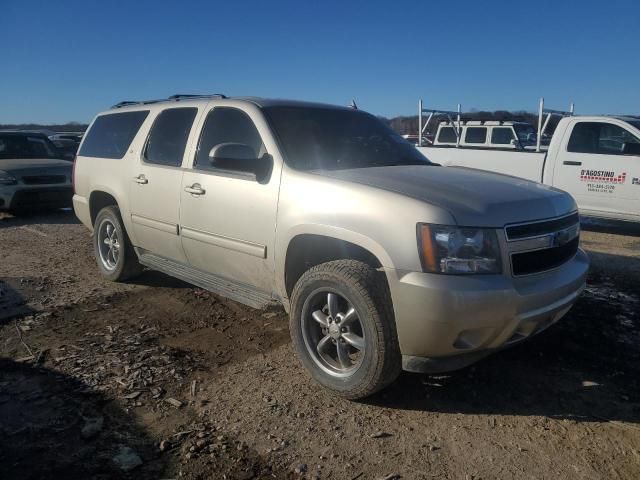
xmin=0 ymin=122 xmax=88 ymax=133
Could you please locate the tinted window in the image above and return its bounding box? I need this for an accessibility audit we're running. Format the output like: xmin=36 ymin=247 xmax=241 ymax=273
xmin=144 ymin=108 xmax=197 ymax=167
xmin=264 ymin=106 xmax=432 ymax=171
xmin=79 ymin=111 xmax=149 ymax=159
xmin=568 ymin=122 xmax=640 ymax=154
xmin=464 ymin=127 xmax=487 ymax=144
xmin=195 ymin=108 xmax=265 ymax=173
xmin=0 ymin=134 xmax=60 ymax=160
xmin=437 ymin=126 xmax=457 ymax=143
xmin=491 ymin=127 xmax=515 ymax=145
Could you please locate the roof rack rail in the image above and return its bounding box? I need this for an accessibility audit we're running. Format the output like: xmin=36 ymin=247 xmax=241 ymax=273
xmin=110 ymin=93 xmax=227 ymax=109
xmin=110 ymin=99 xmax=164 ymax=109
xmin=168 ymin=94 xmax=227 ymax=100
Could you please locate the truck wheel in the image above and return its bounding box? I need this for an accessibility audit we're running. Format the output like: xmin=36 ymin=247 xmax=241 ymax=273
xmin=93 ymin=206 xmax=142 ymax=282
xmin=290 ymin=260 xmax=401 ymax=399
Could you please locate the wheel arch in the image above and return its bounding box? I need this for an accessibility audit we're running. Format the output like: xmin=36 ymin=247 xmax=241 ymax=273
xmin=281 ymin=227 xmax=394 ymax=300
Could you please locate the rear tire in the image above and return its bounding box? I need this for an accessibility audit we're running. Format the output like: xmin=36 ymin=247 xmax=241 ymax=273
xmin=93 ymin=206 xmax=142 ymax=281
xmin=290 ymin=260 xmax=401 ymax=399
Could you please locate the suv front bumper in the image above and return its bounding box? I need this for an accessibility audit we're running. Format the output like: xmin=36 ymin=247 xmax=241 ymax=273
xmin=386 ymin=248 xmax=589 ymax=373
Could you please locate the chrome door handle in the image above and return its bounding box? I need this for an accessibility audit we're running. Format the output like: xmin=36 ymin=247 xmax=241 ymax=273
xmin=134 ymin=174 xmax=148 ymax=184
xmin=184 ymin=183 xmax=206 ymax=195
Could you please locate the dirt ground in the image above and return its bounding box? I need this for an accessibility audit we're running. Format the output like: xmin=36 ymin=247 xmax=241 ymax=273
xmin=1 ymin=211 xmax=639 ymax=480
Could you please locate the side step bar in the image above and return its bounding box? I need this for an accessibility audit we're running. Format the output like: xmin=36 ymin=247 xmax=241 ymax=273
xmin=137 ymin=252 xmax=278 ymax=310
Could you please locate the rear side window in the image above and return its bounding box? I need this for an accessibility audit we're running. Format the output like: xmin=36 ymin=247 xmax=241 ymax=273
xmin=79 ymin=111 xmax=149 ymax=159
xmin=144 ymin=108 xmax=198 ymax=167
xmin=464 ymin=127 xmax=487 ymax=144
xmin=194 ymin=107 xmax=265 ymax=173
xmin=491 ymin=127 xmax=515 ymax=144
xmin=437 ymin=127 xmax=458 ymax=143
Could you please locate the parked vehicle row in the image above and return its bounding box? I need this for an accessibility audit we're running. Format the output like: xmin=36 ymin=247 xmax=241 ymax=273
xmin=73 ymin=94 xmax=588 ymax=398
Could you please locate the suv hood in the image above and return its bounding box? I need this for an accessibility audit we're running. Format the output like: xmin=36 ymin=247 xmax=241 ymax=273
xmin=320 ymin=165 xmax=576 ymax=227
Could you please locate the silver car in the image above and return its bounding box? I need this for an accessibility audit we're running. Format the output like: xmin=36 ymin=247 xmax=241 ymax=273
xmin=0 ymin=132 xmax=73 ymax=213
xmin=73 ymin=95 xmax=589 ymax=399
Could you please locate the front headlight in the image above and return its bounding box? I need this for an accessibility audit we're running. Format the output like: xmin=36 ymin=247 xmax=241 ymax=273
xmin=0 ymin=171 xmax=17 ymax=185
xmin=418 ymin=223 xmax=502 ymax=274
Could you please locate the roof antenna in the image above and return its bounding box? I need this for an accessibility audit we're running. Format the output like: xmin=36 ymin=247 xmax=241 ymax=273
xmin=350 ymin=99 xmax=358 ymax=110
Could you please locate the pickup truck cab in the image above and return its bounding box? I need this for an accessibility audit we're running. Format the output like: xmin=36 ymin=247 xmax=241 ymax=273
xmin=73 ymin=95 xmax=588 ymax=399
xmin=419 ymin=116 xmax=640 ymax=223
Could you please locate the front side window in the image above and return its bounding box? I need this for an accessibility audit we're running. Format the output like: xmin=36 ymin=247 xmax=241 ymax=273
xmin=194 ymin=108 xmax=266 ymax=173
xmin=464 ymin=127 xmax=487 ymax=144
xmin=437 ymin=126 xmax=458 ymax=143
xmin=568 ymin=122 xmax=640 ymax=154
xmin=491 ymin=127 xmax=515 ymax=145
xmin=144 ymin=108 xmax=197 ymax=167
xmin=79 ymin=111 xmax=149 ymax=159
xmin=264 ymin=106 xmax=432 ymax=171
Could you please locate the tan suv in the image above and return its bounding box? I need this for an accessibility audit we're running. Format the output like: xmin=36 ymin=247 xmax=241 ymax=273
xmin=73 ymin=94 xmax=588 ymax=399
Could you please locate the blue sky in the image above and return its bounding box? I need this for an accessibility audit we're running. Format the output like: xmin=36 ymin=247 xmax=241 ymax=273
xmin=1 ymin=0 xmax=638 ymax=123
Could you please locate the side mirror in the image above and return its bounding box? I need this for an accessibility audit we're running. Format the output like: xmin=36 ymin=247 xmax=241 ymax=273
xmin=622 ymin=142 xmax=640 ymax=155
xmin=209 ymin=142 xmax=256 ymax=162
xmin=208 ymin=143 xmax=271 ymax=181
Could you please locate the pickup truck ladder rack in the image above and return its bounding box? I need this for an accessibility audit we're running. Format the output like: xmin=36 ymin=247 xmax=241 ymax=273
xmin=536 ymin=98 xmax=574 ymax=152
xmin=418 ymin=100 xmax=462 ymax=147
xmin=417 ymin=97 xmax=574 ymax=151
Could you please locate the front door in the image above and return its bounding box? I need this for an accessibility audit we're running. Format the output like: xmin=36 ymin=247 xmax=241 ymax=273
xmin=179 ymin=105 xmax=281 ymax=293
xmin=129 ymin=107 xmax=200 ymax=262
xmin=552 ymin=119 xmax=640 ymax=221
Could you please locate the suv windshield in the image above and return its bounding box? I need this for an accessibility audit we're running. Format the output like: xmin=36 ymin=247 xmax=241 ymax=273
xmin=0 ymin=134 xmax=61 ymax=160
xmin=264 ymin=106 xmax=432 ymax=170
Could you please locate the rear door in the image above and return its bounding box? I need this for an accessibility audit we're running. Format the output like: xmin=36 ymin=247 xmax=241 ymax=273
xmin=552 ymin=119 xmax=640 ymax=220
xmin=129 ymin=107 xmax=201 ymax=262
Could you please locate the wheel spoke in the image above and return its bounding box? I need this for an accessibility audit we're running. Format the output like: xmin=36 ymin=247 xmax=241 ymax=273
xmin=103 ymin=238 xmax=111 ymax=245
xmin=336 ymin=341 xmax=351 ymax=368
xmin=106 ymin=223 xmax=113 ymax=238
xmin=342 ymin=332 xmax=365 ymax=351
xmin=312 ymin=310 xmax=329 ymax=327
xmin=327 ymin=293 xmax=339 ymax=318
xmin=316 ymin=335 xmax=332 ymax=355
xmin=342 ymin=307 xmax=358 ymax=326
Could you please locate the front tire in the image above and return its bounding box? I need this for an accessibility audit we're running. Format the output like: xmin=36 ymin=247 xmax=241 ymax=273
xmin=290 ymin=260 xmax=401 ymax=399
xmin=93 ymin=206 xmax=142 ymax=281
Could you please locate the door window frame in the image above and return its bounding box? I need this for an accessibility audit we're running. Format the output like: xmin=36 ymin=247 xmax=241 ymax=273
xmin=191 ymin=106 xmax=269 ymax=181
xmin=565 ymin=120 xmax=640 ymax=156
xmin=141 ymin=107 xmax=200 ymax=169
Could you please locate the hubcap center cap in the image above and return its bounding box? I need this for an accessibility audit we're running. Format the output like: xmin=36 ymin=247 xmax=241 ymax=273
xmin=328 ymin=323 xmax=341 ymax=339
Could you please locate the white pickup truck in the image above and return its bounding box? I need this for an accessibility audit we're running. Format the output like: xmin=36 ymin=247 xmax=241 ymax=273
xmin=416 ymin=101 xmax=640 ymax=223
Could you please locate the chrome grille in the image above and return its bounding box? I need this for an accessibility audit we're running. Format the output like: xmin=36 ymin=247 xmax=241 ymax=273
xmin=505 ymin=213 xmax=580 ymax=276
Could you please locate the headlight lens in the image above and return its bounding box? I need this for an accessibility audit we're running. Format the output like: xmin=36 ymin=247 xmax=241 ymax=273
xmin=418 ymin=223 xmax=502 ymax=274
xmin=0 ymin=171 xmax=17 ymax=185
